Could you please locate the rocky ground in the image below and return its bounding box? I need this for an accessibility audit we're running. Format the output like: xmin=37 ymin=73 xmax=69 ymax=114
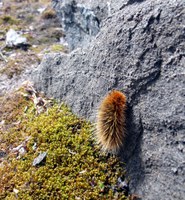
xmin=0 ymin=0 xmax=67 ymax=96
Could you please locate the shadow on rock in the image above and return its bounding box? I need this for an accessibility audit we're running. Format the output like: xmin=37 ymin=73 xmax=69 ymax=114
xmin=119 ymin=104 xmax=145 ymax=194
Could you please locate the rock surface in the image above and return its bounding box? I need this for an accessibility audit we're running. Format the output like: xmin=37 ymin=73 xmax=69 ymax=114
xmin=0 ymin=64 xmax=37 ymax=96
xmin=6 ymin=29 xmax=27 ymax=48
xmin=52 ymin=0 xmax=149 ymax=50
xmin=52 ymin=0 xmax=101 ymax=50
xmin=52 ymin=0 xmax=133 ymax=50
xmin=33 ymin=0 xmax=185 ymax=199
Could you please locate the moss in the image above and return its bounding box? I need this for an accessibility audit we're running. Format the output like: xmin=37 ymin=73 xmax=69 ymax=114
xmin=41 ymin=9 xmax=57 ymax=20
xmin=0 ymin=90 xmax=128 ymax=200
xmin=0 ymin=15 xmax=20 ymax=25
xmin=50 ymin=44 xmax=65 ymax=53
xmin=30 ymin=45 xmax=46 ymax=54
xmin=37 ymin=36 xmax=51 ymax=44
xmin=0 ymin=59 xmax=23 ymax=78
xmin=0 ymin=92 xmax=29 ymax=123
xmin=48 ymin=29 xmax=64 ymax=41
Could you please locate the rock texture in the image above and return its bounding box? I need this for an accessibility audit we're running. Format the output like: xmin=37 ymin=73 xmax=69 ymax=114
xmin=0 ymin=66 xmax=36 ymax=97
xmin=33 ymin=0 xmax=185 ymax=199
xmin=52 ymin=0 xmax=150 ymax=50
xmin=6 ymin=29 xmax=27 ymax=48
xmin=52 ymin=0 xmax=132 ymax=50
xmin=52 ymin=0 xmax=103 ymax=50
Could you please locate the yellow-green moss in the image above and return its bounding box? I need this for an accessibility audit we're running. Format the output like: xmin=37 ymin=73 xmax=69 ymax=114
xmin=50 ymin=44 xmax=65 ymax=52
xmin=0 ymin=15 xmax=20 ymax=25
xmin=0 ymin=91 xmax=128 ymax=200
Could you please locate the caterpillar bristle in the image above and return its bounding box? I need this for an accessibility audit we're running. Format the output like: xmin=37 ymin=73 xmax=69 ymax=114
xmin=96 ymin=90 xmax=127 ymax=153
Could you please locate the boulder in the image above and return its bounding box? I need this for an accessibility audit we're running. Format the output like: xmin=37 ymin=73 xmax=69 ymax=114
xmin=52 ymin=0 xmax=102 ymax=50
xmin=52 ymin=0 xmax=133 ymax=50
xmin=52 ymin=0 xmax=150 ymax=50
xmin=33 ymin=0 xmax=185 ymax=199
xmin=6 ymin=29 xmax=28 ymax=48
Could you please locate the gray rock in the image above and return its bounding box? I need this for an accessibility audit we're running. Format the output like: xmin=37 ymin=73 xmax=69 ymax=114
xmin=32 ymin=152 xmax=47 ymax=166
xmin=52 ymin=0 xmax=101 ymax=50
xmin=0 ymin=65 xmax=36 ymax=97
xmin=33 ymin=0 xmax=185 ymax=199
xmin=52 ymin=0 xmax=147 ymax=50
xmin=0 ymin=150 xmax=6 ymax=158
xmin=6 ymin=29 xmax=27 ymax=48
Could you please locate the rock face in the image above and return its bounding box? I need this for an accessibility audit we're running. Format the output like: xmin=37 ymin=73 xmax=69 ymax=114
xmin=33 ymin=0 xmax=185 ymax=199
xmin=52 ymin=0 xmax=132 ymax=50
xmin=52 ymin=0 xmax=104 ymax=50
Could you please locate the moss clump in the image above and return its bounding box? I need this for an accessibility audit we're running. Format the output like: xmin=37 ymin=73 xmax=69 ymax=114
xmin=0 ymin=15 xmax=20 ymax=25
xmin=50 ymin=44 xmax=66 ymax=53
xmin=41 ymin=9 xmax=57 ymax=19
xmin=0 ymin=90 xmax=128 ymax=200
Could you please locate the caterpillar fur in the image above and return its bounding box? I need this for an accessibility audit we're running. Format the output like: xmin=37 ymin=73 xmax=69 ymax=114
xmin=96 ymin=90 xmax=127 ymax=153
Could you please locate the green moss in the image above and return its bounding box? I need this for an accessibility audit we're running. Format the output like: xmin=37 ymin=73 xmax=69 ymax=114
xmin=30 ymin=45 xmax=41 ymax=54
xmin=0 ymin=91 xmax=128 ymax=200
xmin=50 ymin=44 xmax=65 ymax=52
xmin=0 ymin=15 xmax=20 ymax=25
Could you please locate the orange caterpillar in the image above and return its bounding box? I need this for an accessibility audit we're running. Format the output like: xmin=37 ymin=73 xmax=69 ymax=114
xmin=96 ymin=90 xmax=127 ymax=153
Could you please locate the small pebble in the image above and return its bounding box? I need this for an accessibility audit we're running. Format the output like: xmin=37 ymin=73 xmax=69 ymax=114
xmin=171 ymin=167 xmax=178 ymax=174
xmin=0 ymin=150 xmax=6 ymax=158
xmin=32 ymin=152 xmax=47 ymax=166
xmin=177 ymin=143 xmax=184 ymax=152
xmin=32 ymin=142 xmax=37 ymax=151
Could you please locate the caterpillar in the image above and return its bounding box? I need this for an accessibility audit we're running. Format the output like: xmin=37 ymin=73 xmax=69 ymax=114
xmin=96 ymin=90 xmax=127 ymax=153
